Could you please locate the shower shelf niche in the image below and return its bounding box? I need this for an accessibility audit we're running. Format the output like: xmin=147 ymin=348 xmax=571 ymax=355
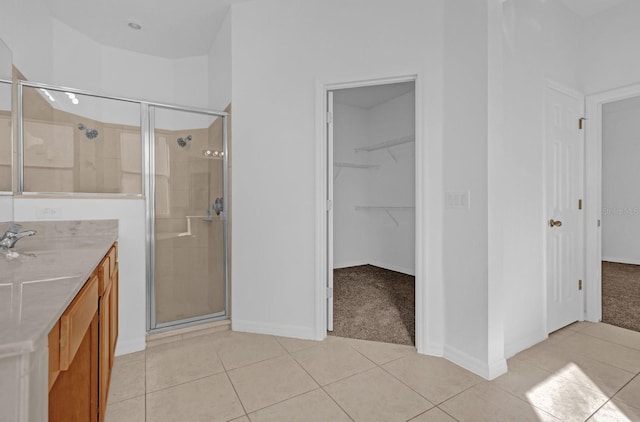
xmin=333 ymin=162 xmax=379 ymax=181
xmin=354 ymin=206 xmax=415 ymax=227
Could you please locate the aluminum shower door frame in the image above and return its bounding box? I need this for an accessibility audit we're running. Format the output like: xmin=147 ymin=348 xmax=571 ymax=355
xmin=146 ymin=104 xmax=230 ymax=334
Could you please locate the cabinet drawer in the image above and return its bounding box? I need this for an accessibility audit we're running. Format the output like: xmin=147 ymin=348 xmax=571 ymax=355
xmin=109 ymin=243 xmax=117 ymax=281
xmin=99 ymin=244 xmax=117 ymax=295
xmin=59 ymin=275 xmax=98 ymax=371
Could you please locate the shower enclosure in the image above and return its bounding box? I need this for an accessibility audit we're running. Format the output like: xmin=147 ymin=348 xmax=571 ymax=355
xmin=147 ymin=105 xmax=229 ymax=330
xmin=13 ymin=79 xmax=229 ymax=334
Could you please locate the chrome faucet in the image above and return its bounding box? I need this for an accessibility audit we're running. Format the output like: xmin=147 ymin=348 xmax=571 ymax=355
xmin=0 ymin=223 xmax=37 ymax=249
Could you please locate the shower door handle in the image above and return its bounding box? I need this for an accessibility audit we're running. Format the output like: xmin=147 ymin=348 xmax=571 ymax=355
xmin=214 ymin=197 xmax=224 ymax=216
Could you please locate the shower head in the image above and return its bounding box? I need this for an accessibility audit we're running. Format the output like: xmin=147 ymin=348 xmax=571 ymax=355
xmin=77 ymin=123 xmax=99 ymax=140
xmin=177 ymin=135 xmax=192 ymax=148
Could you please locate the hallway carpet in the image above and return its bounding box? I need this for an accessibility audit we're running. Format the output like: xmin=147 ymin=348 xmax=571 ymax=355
xmin=329 ymin=265 xmax=414 ymax=346
xmin=602 ymin=261 xmax=640 ymax=333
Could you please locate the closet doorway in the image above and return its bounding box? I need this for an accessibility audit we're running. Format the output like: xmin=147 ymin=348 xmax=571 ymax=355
xmin=327 ymin=81 xmax=416 ymax=346
xmin=600 ymin=95 xmax=640 ymax=333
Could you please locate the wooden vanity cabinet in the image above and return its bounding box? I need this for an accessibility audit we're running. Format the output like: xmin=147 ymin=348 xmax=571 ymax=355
xmin=49 ymin=242 xmax=119 ymax=422
xmin=98 ymin=243 xmax=118 ymax=422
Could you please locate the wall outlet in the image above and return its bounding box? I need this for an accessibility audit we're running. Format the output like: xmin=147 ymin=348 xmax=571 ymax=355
xmin=36 ymin=207 xmax=62 ymax=219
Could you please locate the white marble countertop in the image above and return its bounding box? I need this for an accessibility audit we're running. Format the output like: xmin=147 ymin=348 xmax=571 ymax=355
xmin=0 ymin=220 xmax=118 ymax=358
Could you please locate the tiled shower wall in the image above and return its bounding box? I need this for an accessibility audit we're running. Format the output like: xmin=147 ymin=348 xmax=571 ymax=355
xmin=154 ymin=116 xmax=225 ymax=324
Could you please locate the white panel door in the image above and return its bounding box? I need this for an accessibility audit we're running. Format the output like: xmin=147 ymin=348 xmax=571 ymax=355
xmin=327 ymin=91 xmax=334 ymax=332
xmin=546 ymin=85 xmax=584 ymax=333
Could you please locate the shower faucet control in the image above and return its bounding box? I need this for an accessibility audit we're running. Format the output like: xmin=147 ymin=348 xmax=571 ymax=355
xmin=214 ymin=197 xmax=224 ymax=216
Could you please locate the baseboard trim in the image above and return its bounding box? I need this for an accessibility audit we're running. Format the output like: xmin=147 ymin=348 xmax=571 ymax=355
xmin=420 ymin=342 xmax=444 ymax=357
xmin=115 ymin=337 xmax=146 ymax=356
xmin=444 ymin=345 xmax=507 ymax=380
xmin=232 ymin=319 xmax=318 ymax=340
xmin=368 ymin=260 xmax=415 ymax=276
xmin=504 ymin=329 xmax=547 ymax=359
xmin=602 ymin=256 xmax=640 ymax=266
xmin=333 ymin=261 xmax=369 ymax=270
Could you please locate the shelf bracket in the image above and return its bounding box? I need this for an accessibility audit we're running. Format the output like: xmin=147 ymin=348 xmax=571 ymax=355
xmin=386 ymin=148 xmax=398 ymax=163
xmin=384 ymin=209 xmax=399 ymax=226
xmin=333 ymin=167 xmax=343 ymax=182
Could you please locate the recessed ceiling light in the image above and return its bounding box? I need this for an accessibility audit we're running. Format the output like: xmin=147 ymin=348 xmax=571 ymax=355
xmin=128 ymin=22 xmax=142 ymax=30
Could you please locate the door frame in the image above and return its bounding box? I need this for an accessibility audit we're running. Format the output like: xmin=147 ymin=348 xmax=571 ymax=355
xmin=543 ymin=80 xmax=586 ymax=333
xmin=584 ymin=82 xmax=640 ymax=322
xmin=315 ymin=74 xmax=424 ymax=350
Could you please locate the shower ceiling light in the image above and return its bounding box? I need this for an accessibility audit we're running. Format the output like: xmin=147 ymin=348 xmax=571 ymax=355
xmin=128 ymin=22 xmax=142 ymax=30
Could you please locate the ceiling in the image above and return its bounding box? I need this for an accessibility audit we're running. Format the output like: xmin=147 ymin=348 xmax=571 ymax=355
xmin=559 ymin=0 xmax=629 ymax=18
xmin=334 ymin=82 xmax=415 ymax=110
xmin=45 ymin=0 xmax=233 ymax=59
xmin=25 ymin=0 xmax=631 ymax=60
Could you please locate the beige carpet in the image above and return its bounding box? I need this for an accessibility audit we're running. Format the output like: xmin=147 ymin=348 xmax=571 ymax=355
xmin=328 ymin=265 xmax=414 ymax=346
xmin=602 ymin=261 xmax=640 ymax=333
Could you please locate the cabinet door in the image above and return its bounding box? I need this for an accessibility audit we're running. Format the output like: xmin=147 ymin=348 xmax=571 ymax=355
xmin=99 ymin=283 xmax=111 ymax=422
xmin=49 ymin=313 xmax=99 ymax=422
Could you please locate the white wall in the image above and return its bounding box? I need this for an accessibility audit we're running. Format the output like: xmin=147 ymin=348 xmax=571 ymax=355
xmin=13 ymin=198 xmax=147 ymax=356
xmin=366 ymin=91 xmax=415 ymax=275
xmin=0 ymin=197 xmax=11 ymax=221
xmin=500 ymin=0 xmax=583 ymax=357
xmin=583 ymin=1 xmax=640 ymax=95
xmin=231 ymin=0 xmax=446 ymax=360
xmin=602 ymin=97 xmax=640 ymax=264
xmin=208 ymin=10 xmax=232 ymax=111
xmin=332 ymin=103 xmax=370 ymax=269
xmin=0 ymin=0 xmax=53 ymax=83
xmin=442 ymin=0 xmax=493 ymax=374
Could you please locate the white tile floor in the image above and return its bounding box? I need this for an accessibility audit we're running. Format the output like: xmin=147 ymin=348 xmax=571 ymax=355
xmin=106 ymin=322 xmax=640 ymax=422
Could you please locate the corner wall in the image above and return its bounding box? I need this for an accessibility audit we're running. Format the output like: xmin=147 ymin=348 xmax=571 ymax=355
xmin=231 ymin=0 xmax=446 ymax=354
xmin=501 ymin=0 xmax=583 ymax=357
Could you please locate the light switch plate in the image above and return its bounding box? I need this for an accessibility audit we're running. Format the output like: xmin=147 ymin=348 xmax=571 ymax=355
xmin=445 ymin=191 xmax=470 ymax=210
xmin=36 ymin=207 xmax=62 ymax=219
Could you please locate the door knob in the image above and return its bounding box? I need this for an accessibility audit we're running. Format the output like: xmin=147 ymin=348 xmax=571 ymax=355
xmin=549 ymin=219 xmax=562 ymax=227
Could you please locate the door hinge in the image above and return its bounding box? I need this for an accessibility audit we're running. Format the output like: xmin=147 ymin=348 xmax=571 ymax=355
xmin=326 ymin=287 xmax=333 ymax=299
xmin=326 ymin=200 xmax=333 ymax=211
xmin=579 ymin=117 xmax=587 ymax=130
xmin=578 ymin=280 xmax=583 ymax=291
xmin=327 ymin=112 xmax=333 ymax=124
xmin=578 ymin=199 xmax=583 ymax=210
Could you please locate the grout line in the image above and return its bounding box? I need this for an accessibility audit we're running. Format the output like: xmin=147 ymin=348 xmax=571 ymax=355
xmin=376 ymin=362 xmax=439 ymax=406
xmin=288 ymin=350 xmax=355 ymax=421
xmin=575 ymin=329 xmax=640 ymax=353
xmin=219 ymin=349 xmax=250 ymax=418
xmin=223 ymin=370 xmax=249 ymax=417
xmin=145 ymin=368 xmax=228 ymax=395
xmin=435 ymin=405 xmax=461 ymax=422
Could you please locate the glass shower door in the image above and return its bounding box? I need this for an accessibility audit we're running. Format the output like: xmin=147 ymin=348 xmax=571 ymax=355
xmin=149 ymin=105 xmax=228 ymax=329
